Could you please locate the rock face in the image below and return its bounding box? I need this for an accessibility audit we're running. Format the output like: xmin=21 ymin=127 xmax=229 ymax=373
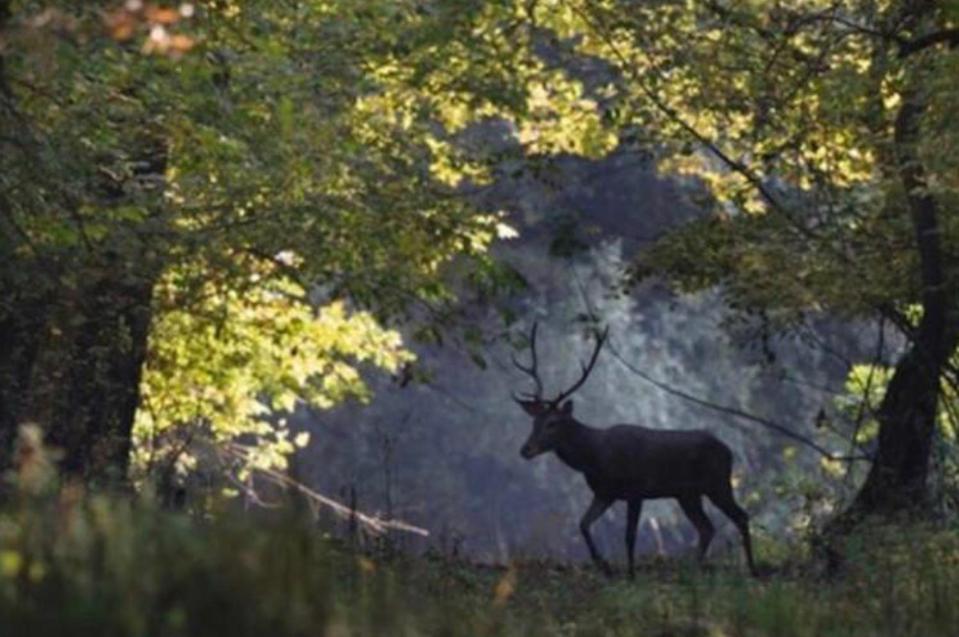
xmin=293 ymin=153 xmax=873 ymax=562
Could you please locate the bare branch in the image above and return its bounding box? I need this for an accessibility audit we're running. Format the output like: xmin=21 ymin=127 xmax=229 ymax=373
xmin=568 ymin=265 xmax=869 ymax=463
xmin=605 ymin=336 xmax=870 ymax=463
xmin=224 ymin=443 xmax=429 ymax=537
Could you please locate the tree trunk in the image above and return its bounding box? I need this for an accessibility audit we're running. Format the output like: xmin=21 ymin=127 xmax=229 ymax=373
xmin=48 ymin=267 xmax=156 ymax=484
xmin=850 ymin=348 xmax=944 ymax=515
xmin=0 ymin=254 xmax=159 ymax=486
xmin=843 ymin=84 xmax=955 ymax=519
xmin=1 ymin=23 xmax=166 ymax=483
xmin=0 ymin=270 xmax=53 ymax=471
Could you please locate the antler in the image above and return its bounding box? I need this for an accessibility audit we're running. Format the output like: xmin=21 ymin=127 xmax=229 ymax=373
xmin=511 ymin=322 xmax=544 ymax=401
xmin=552 ymin=325 xmax=609 ymax=405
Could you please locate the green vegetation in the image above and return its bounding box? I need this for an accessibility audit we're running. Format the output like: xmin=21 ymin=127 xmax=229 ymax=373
xmin=2 ymin=489 xmax=958 ymax=636
xmin=0 ymin=430 xmax=955 ymax=636
xmin=3 ymin=1 xmax=959 ymax=633
xmin=4 ymin=0 xmax=959 ymax=519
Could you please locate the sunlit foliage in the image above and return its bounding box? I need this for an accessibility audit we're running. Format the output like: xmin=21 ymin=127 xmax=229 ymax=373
xmin=134 ymin=259 xmax=413 ymax=484
xmin=5 ymin=0 xmax=959 ymax=518
xmin=2 ymin=1 xmax=608 ymax=484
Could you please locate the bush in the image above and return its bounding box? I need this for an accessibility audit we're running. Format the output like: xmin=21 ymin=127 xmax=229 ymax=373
xmin=1 ymin=427 xmax=958 ymax=636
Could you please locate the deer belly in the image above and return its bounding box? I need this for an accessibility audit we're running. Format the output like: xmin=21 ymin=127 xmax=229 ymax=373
xmin=592 ymin=469 xmax=713 ymax=500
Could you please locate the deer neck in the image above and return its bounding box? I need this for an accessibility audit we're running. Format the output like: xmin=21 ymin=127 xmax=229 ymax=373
xmin=553 ymin=419 xmax=601 ymax=473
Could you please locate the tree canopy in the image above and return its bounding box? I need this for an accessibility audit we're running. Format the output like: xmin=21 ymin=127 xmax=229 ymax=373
xmin=3 ymin=0 xmax=958 ymax=521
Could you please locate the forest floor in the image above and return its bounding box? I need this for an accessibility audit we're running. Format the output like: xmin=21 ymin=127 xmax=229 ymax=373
xmin=346 ymin=543 xmax=959 ymax=637
xmin=1 ymin=493 xmax=957 ymax=636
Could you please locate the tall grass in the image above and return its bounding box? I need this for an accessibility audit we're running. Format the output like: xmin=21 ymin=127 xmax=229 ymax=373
xmin=2 ymin=488 xmax=958 ymax=636
xmin=1 ymin=429 xmax=958 ymax=635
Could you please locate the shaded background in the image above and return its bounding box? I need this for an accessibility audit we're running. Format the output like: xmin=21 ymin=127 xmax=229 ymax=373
xmin=291 ymin=151 xmax=879 ymax=563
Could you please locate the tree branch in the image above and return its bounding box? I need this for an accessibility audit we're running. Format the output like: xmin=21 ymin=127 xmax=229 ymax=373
xmin=899 ymin=28 xmax=959 ymax=58
xmin=604 ymin=337 xmax=870 ymax=463
xmin=568 ymin=265 xmax=869 ymax=462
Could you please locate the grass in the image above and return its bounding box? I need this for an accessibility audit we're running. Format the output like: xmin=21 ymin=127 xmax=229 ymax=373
xmin=1 ymin=483 xmax=958 ymax=636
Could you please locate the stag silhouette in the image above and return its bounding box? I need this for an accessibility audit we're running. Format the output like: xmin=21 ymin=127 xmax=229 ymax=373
xmin=513 ymin=323 xmax=757 ymax=578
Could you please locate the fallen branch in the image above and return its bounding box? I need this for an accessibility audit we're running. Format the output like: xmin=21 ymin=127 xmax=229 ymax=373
xmin=223 ymin=442 xmax=430 ymax=538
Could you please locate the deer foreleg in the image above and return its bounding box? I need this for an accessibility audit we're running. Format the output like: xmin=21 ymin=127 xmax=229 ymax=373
xmin=580 ymin=496 xmax=613 ymax=576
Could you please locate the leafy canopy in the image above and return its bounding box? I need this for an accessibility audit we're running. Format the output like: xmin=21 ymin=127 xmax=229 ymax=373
xmin=2 ymin=1 xmax=619 ymax=484
xmin=9 ymin=0 xmax=959 ymax=487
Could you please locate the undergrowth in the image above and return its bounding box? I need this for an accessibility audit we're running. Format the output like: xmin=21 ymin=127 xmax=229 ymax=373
xmin=1 ymin=429 xmax=958 ymax=636
xmin=1 ymin=488 xmax=957 ymax=636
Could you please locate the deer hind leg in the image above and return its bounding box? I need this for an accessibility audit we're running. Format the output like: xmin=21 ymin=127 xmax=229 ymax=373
xmin=677 ymin=495 xmax=714 ymax=564
xmin=580 ymin=496 xmax=613 ymax=576
xmin=625 ymin=498 xmax=643 ymax=579
xmin=707 ymin=487 xmax=758 ymax=576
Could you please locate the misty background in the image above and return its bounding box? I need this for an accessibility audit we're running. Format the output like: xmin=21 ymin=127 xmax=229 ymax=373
xmin=290 ymin=150 xmax=882 ymax=563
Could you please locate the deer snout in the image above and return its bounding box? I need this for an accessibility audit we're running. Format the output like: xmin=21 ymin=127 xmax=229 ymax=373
xmin=520 ymin=443 xmax=538 ymax=459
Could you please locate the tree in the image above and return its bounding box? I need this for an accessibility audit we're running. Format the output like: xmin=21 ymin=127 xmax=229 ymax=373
xmin=0 ymin=1 xmax=611 ymax=488
xmin=522 ymin=0 xmax=959 ymax=520
xmin=7 ymin=0 xmax=955 ymax=525
xmin=0 ymin=2 xmax=480 ymax=484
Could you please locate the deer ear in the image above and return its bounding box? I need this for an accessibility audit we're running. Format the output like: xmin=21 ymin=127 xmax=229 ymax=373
xmin=560 ymin=400 xmax=574 ymax=415
xmin=516 ymin=399 xmax=544 ymax=416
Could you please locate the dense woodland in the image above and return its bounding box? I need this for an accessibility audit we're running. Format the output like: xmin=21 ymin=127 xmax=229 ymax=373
xmin=2 ymin=1 xmax=959 ymax=635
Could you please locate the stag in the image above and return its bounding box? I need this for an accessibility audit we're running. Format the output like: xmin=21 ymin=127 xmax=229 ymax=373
xmin=513 ymin=323 xmax=757 ymax=578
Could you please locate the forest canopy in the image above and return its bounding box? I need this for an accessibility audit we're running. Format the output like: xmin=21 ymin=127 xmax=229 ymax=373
xmin=2 ymin=0 xmax=959 ymax=526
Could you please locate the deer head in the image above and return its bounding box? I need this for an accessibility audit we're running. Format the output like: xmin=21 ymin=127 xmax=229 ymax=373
xmin=512 ymin=322 xmax=608 ymax=459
